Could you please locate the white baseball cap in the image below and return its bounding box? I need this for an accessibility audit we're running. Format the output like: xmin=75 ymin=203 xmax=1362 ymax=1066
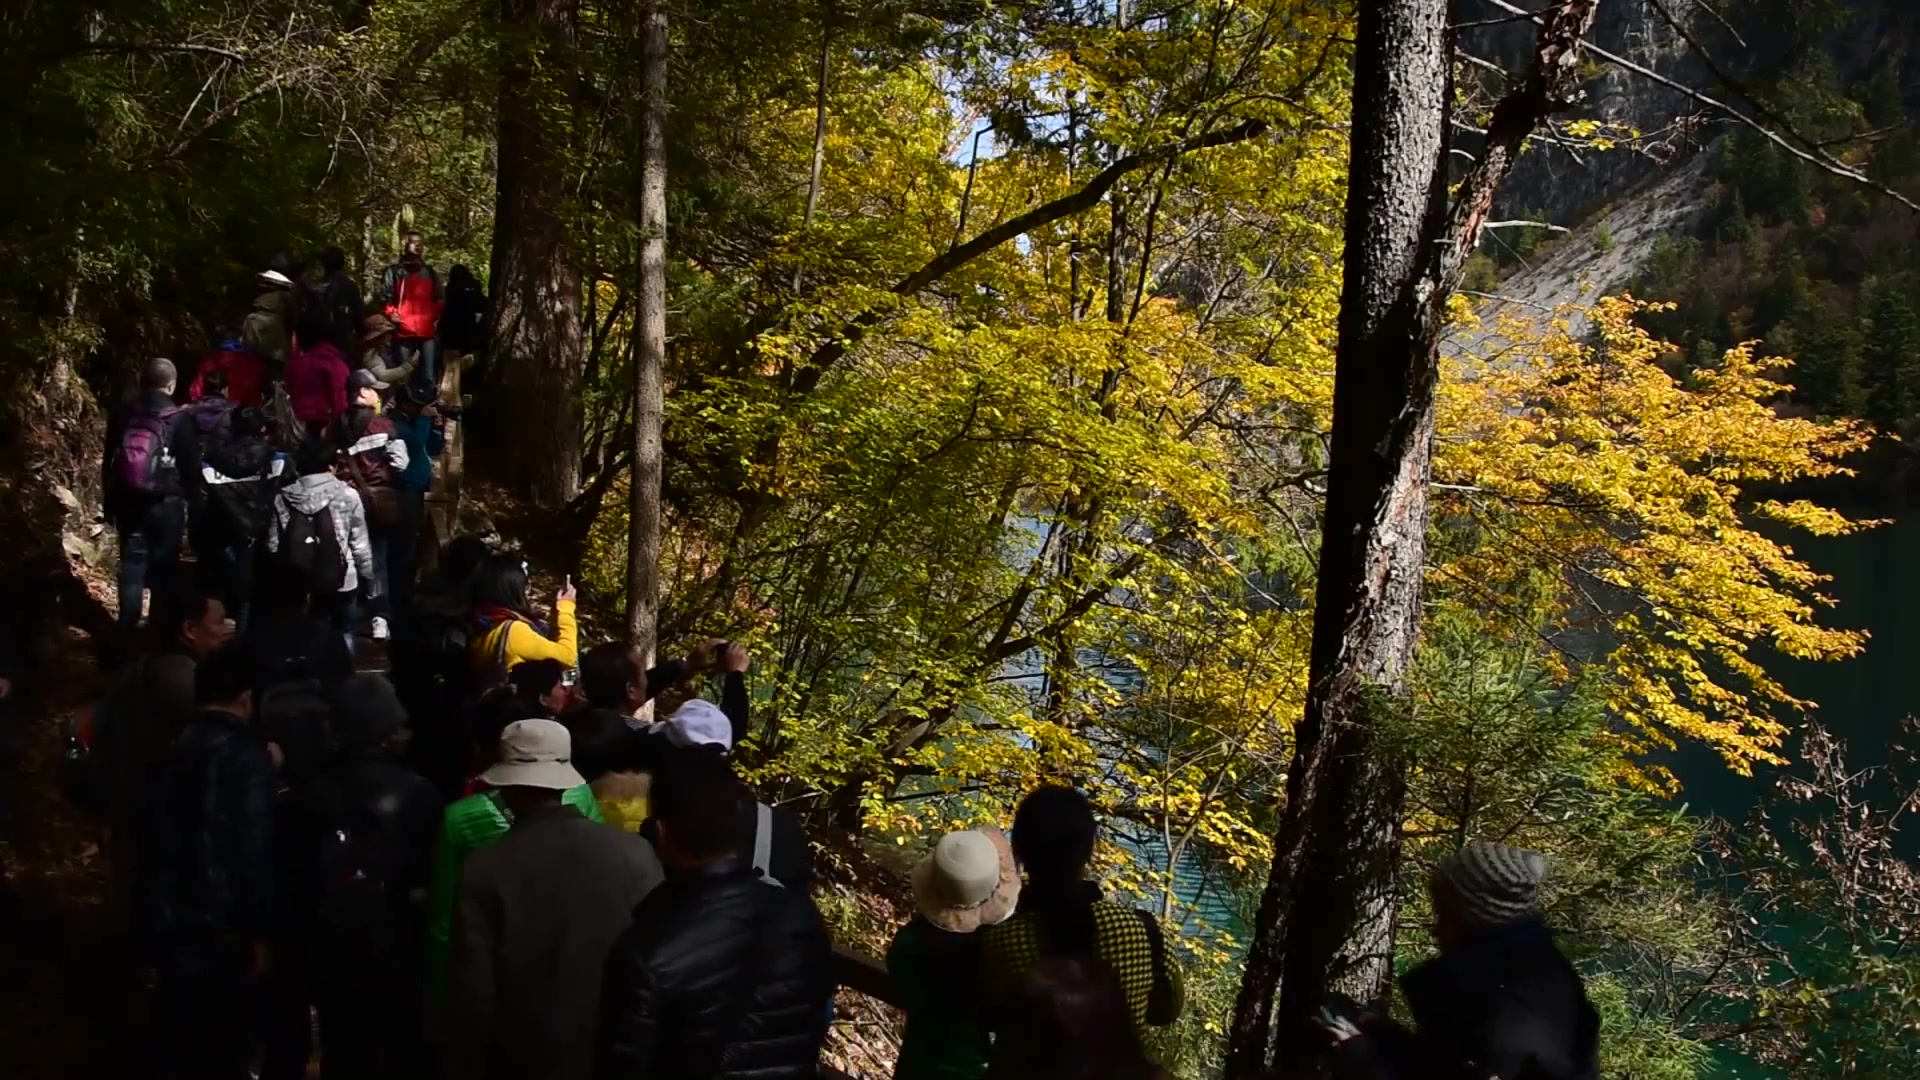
xmin=661 ymin=698 xmax=733 ymax=751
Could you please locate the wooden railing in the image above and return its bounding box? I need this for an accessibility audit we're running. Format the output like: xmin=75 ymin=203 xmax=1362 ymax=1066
xmin=423 ymin=351 xmax=468 ymax=557
xmin=822 ymin=944 xmax=899 ymax=1080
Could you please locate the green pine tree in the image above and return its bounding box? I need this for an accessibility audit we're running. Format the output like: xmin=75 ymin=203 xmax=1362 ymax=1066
xmin=1858 ymin=275 xmax=1920 ymax=425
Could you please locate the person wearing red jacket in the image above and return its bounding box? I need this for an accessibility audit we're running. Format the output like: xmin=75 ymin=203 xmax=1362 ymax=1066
xmin=378 ymin=231 xmax=444 ymax=388
xmin=189 ymin=332 xmax=267 ymax=408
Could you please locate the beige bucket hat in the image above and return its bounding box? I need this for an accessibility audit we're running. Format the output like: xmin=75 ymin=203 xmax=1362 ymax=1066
xmin=911 ymin=825 xmax=1021 ymax=934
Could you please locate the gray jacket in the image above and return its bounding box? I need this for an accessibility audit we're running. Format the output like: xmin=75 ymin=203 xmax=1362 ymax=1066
xmin=445 ymin=805 xmax=665 ymax=1080
xmin=267 ymin=473 xmax=378 ymax=593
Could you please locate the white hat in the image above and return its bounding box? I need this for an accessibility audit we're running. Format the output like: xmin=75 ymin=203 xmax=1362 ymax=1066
xmin=910 ymin=826 xmax=1021 ymax=934
xmin=661 ymin=698 xmax=733 ymax=751
xmin=480 ymin=718 xmax=586 ymax=790
xmin=258 ymin=269 xmax=293 ymax=287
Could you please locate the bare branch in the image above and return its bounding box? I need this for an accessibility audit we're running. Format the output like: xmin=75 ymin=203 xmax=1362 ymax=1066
xmin=792 ymin=116 xmax=1271 ymax=394
xmin=1482 ymin=0 xmax=1920 ymax=213
xmin=1480 ymin=220 xmax=1570 ymax=232
xmin=1687 ymin=0 xmax=1749 ymax=51
xmin=1421 ymin=0 xmax=1600 ymax=327
xmin=60 ymin=41 xmax=248 ymax=64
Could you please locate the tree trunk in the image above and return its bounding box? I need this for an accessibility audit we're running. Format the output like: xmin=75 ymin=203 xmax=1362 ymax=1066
xmin=1224 ymin=1 xmax=1601 ymax=1075
xmin=626 ymin=2 xmax=668 ymax=665
xmin=489 ymin=0 xmax=585 ymax=508
xmin=793 ymin=22 xmax=829 ymax=292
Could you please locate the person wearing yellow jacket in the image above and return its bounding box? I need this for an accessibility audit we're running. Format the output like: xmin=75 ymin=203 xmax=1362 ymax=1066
xmin=467 ymin=554 xmax=578 ymax=683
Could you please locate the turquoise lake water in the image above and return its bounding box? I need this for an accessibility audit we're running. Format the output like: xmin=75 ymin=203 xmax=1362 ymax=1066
xmin=1669 ymin=512 xmax=1919 ymax=1078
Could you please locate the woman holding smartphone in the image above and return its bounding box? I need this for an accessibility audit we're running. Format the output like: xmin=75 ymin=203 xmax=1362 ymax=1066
xmin=468 ymin=554 xmax=578 ymax=684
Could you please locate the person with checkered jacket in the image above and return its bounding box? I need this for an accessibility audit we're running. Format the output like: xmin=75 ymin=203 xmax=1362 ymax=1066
xmin=978 ymin=787 xmax=1184 ymax=1042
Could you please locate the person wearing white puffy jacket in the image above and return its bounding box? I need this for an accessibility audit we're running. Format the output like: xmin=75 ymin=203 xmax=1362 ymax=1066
xmin=267 ymin=437 xmax=378 ymax=653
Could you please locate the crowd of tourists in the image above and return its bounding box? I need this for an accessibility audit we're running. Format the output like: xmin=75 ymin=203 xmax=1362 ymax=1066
xmin=77 ymin=233 xmax=1602 ymax=1080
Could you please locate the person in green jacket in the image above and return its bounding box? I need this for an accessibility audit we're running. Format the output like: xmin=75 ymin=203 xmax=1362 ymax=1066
xmin=888 ymin=825 xmax=1022 ymax=1080
xmin=425 ymin=713 xmax=604 ymax=998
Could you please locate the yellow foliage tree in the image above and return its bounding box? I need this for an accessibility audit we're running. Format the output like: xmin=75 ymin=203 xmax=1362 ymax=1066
xmin=1438 ymin=296 xmax=1874 ymax=786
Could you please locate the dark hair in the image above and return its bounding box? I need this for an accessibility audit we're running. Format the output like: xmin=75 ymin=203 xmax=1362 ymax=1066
xmin=230 ymin=406 xmax=268 ymax=439
xmin=580 ymin=642 xmax=640 ymax=710
xmin=267 ymin=252 xmax=296 ymax=277
xmin=295 ymin=304 xmax=335 ymax=347
xmin=142 ymin=358 xmax=178 ymax=392
xmin=564 ymin=707 xmax=641 ymax=782
xmin=1013 ymin=785 xmax=1097 ymax=877
xmin=202 ymin=369 xmax=230 ymax=396
xmin=467 ymin=690 xmax=548 ymax=773
xmin=294 ymin=437 xmax=336 ymax=477
xmin=507 ymin=658 xmax=567 ymax=710
xmin=469 ymin=553 xmax=531 ymax=617
xmin=332 ymin=673 xmax=405 ymax=752
xmin=441 ymin=535 xmax=490 ymax=585
xmin=650 ymin=753 xmax=744 ymax=859
xmin=448 ymin=264 xmax=476 ymax=289
xmin=150 ymin=586 xmax=218 ymax=651
xmin=193 ymin=642 xmax=255 ymax=706
xmin=320 ymin=246 xmax=345 ymax=275
xmin=994 ymin=957 xmax=1163 ymax=1080
xmin=1012 ymin=785 xmax=1101 ymax=957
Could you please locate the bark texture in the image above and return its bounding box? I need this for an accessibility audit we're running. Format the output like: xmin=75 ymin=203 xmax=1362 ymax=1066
xmin=625 ymin=2 xmax=668 ymax=660
xmin=489 ymin=0 xmax=585 ymax=507
xmin=1224 ymin=1 xmax=1601 ymax=1075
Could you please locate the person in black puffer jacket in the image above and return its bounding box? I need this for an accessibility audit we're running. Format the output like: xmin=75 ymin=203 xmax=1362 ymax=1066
xmin=594 ymin=755 xmax=833 ymax=1080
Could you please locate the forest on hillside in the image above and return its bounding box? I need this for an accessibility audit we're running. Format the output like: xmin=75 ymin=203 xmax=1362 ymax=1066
xmin=1471 ymin=0 xmax=1920 ymax=501
xmin=1 ymin=1 xmax=1918 ymax=1077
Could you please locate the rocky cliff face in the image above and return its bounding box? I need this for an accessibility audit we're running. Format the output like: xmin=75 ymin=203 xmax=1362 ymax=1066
xmin=1460 ymin=0 xmax=1711 ymax=226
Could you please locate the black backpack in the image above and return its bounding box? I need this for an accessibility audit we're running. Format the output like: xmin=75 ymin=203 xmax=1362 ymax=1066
xmin=309 ymin=781 xmax=409 ymax=951
xmin=280 ymin=502 xmax=347 ymax=593
xmin=257 ymin=677 xmax=333 ymax=791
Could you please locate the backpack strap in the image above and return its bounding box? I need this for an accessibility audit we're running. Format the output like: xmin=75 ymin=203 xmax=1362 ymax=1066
xmin=491 ymin=617 xmax=515 ymax=679
xmin=751 ymin=800 xmax=781 ymax=888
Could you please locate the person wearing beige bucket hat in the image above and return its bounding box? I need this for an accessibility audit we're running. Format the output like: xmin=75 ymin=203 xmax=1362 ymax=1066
xmin=887 ymin=826 xmax=1021 ymax=1080
xmin=443 ymin=718 xmax=664 ymax=1080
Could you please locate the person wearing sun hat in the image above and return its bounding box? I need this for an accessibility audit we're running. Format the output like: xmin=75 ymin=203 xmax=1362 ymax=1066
xmin=441 ymin=718 xmax=663 ymax=1080
xmin=1322 ymin=840 xmax=1600 ymax=1080
xmin=888 ymin=826 xmax=1022 ymax=1079
xmin=355 ymin=311 xmax=417 ymax=386
xmin=424 ymin=712 xmax=607 ymax=1001
xmin=243 ymin=264 xmax=297 ymax=377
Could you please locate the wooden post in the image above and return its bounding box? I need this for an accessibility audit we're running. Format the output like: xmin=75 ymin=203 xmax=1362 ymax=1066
xmin=424 ymin=351 xmax=467 ymax=565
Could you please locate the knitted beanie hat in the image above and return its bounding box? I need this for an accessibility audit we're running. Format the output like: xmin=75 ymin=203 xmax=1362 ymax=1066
xmin=1434 ymin=840 xmax=1548 ymax=930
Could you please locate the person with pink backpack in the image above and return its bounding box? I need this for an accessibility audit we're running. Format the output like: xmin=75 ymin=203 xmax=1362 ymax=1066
xmin=103 ymin=358 xmax=202 ymax=644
